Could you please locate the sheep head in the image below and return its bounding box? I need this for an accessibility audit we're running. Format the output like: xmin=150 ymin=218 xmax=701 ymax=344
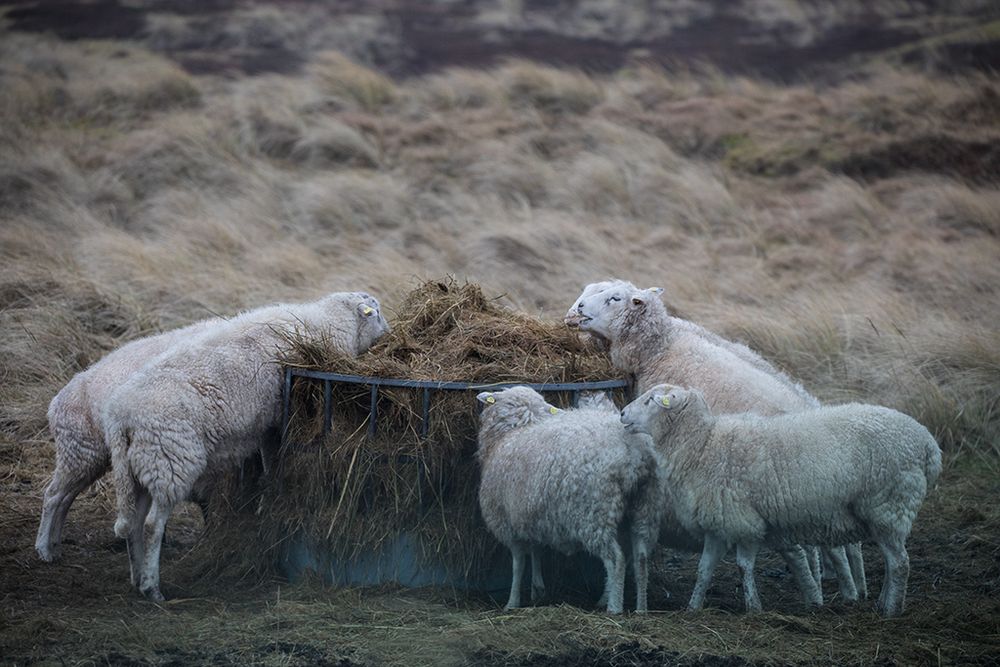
xmin=621 ymin=384 xmax=707 ymax=442
xmin=352 ymin=292 xmax=390 ymax=354
xmin=570 ymin=280 xmax=664 ymax=343
xmin=476 ymin=386 xmax=560 ymax=458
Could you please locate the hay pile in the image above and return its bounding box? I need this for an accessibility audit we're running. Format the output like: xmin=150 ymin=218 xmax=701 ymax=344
xmin=191 ymin=279 xmax=622 ymax=585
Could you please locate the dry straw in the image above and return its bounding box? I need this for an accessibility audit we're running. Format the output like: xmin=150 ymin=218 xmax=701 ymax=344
xmin=191 ymin=278 xmax=622 ymax=583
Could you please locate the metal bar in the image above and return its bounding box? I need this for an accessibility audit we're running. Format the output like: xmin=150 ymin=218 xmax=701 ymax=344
xmin=281 ymin=367 xmax=292 ymax=444
xmin=570 ymin=390 xmax=580 ymax=408
xmin=368 ymin=384 xmax=378 ymax=438
xmin=287 ymin=368 xmax=627 ymax=392
xmin=323 ymin=380 xmax=332 ymax=435
xmin=420 ymin=387 xmax=431 ymax=439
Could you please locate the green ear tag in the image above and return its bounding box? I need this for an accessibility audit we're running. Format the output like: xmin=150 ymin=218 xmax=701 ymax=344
xmin=661 ymin=396 xmax=670 ymax=407
xmin=549 ymin=406 xmax=559 ymax=415
xmin=363 ymin=306 xmax=374 ymax=315
xmin=485 ymin=395 xmax=495 ymax=404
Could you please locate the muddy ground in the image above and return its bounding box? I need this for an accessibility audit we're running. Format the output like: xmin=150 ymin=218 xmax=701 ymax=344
xmin=2 ymin=435 xmax=998 ymax=666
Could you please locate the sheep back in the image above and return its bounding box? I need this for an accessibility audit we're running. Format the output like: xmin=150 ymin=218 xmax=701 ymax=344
xmin=479 ymin=410 xmax=656 ymax=556
xmin=665 ymin=403 xmax=941 ymax=547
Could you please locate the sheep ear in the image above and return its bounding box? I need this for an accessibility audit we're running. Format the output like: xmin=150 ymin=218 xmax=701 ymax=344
xmin=476 ymin=392 xmax=496 ymax=405
xmin=645 ymin=287 xmax=664 ymax=296
xmin=631 ymin=295 xmax=645 ymax=307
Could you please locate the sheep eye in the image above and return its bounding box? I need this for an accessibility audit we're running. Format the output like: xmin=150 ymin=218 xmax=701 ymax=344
xmin=607 ymin=295 xmax=621 ymax=303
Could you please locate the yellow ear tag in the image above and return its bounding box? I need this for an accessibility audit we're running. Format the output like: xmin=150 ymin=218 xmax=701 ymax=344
xmin=549 ymin=406 xmax=559 ymax=415
xmin=363 ymin=306 xmax=374 ymax=315
xmin=661 ymin=396 xmax=670 ymax=407
xmin=485 ymin=395 xmax=495 ymax=404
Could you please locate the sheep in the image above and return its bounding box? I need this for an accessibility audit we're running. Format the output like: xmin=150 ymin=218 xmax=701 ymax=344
xmin=35 ymin=318 xmax=222 ymax=562
xmin=566 ymin=279 xmax=818 ymax=411
xmin=565 ymin=279 xmax=867 ymax=601
xmin=575 ymin=390 xmax=618 ymax=412
xmin=621 ymin=384 xmax=941 ymax=617
xmin=476 ymin=386 xmax=662 ymax=613
xmin=104 ymin=291 xmax=389 ymax=601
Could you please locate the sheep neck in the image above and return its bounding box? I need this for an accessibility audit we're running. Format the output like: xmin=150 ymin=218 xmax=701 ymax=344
xmin=653 ymin=405 xmax=714 ymax=483
xmin=609 ymin=302 xmax=672 ymax=379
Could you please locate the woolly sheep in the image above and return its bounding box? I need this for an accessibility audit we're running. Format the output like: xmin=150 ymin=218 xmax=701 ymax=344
xmin=566 ymin=279 xmax=818 ymax=410
xmin=476 ymin=386 xmax=661 ymax=613
xmin=566 ymin=279 xmax=866 ymax=600
xmin=104 ymin=291 xmax=389 ymax=600
xmin=621 ymin=384 xmax=941 ymax=617
xmin=35 ymin=318 xmax=223 ymax=562
xmin=575 ymin=390 xmax=618 ymax=412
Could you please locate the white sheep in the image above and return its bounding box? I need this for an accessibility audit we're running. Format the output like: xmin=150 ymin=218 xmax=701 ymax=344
xmin=621 ymin=384 xmax=941 ymax=617
xmin=566 ymin=279 xmax=818 ymax=410
xmin=476 ymin=386 xmax=661 ymax=613
xmin=575 ymin=390 xmax=618 ymax=412
xmin=35 ymin=318 xmax=221 ymax=562
xmin=104 ymin=291 xmax=389 ymax=600
xmin=566 ymin=279 xmax=866 ymax=601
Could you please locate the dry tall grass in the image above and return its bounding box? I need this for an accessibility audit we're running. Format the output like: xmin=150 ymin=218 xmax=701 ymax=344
xmin=5 ymin=32 xmax=996 ymax=458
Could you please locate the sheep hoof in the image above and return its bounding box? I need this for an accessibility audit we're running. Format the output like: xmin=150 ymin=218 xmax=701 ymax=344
xmin=141 ymin=586 xmax=165 ymax=602
xmin=35 ymin=545 xmax=57 ymax=562
xmin=874 ymin=601 xmax=902 ymax=618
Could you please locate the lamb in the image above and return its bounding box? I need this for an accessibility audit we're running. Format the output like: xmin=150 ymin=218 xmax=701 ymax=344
xmin=566 ymin=279 xmax=866 ymax=600
xmin=35 ymin=317 xmax=223 ymax=562
xmin=621 ymin=384 xmax=941 ymax=617
xmin=104 ymin=291 xmax=390 ymax=601
xmin=476 ymin=386 xmax=661 ymax=613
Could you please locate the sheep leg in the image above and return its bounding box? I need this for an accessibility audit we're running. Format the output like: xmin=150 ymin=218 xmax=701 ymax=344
xmin=736 ymin=542 xmax=762 ymax=612
xmin=778 ymin=545 xmax=823 ymax=606
xmin=598 ymin=541 xmax=626 ymax=614
xmin=846 ymin=542 xmax=867 ymax=600
xmin=632 ymin=534 xmax=651 ymax=614
xmin=825 ymin=546 xmax=858 ymax=602
xmin=808 ymin=546 xmax=824 ymax=587
xmin=689 ymin=534 xmax=726 ymax=611
xmin=874 ymin=534 xmax=909 ymax=618
xmin=35 ymin=477 xmax=67 ymax=562
xmin=529 ymin=547 xmax=545 ymax=604
xmin=36 ymin=469 xmax=92 ymax=562
xmin=506 ymin=544 xmax=526 ymax=610
xmin=36 ymin=447 xmax=107 ymax=562
xmin=820 ymin=547 xmax=836 ymax=581
xmin=127 ymin=487 xmax=152 ymax=589
xmin=138 ymin=498 xmax=171 ymax=602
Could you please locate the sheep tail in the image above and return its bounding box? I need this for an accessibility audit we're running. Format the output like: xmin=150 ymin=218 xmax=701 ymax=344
xmin=923 ymin=432 xmax=943 ymax=490
xmin=108 ymin=426 xmax=136 ymax=539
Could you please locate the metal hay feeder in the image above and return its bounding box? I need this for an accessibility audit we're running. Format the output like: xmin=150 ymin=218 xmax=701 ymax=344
xmin=278 ymin=367 xmax=629 ymax=593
